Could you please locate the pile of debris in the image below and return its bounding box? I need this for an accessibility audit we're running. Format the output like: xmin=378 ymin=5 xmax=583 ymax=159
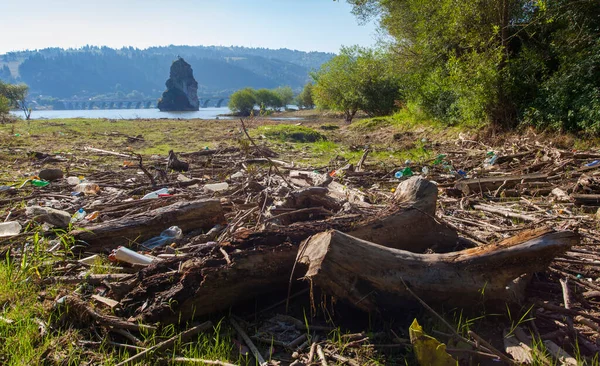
xmin=1 ymin=124 xmax=600 ymax=365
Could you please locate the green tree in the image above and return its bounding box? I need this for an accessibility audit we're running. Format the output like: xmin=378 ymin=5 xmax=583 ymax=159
xmin=274 ymin=86 xmax=294 ymax=109
xmin=228 ymin=88 xmax=256 ymax=116
xmin=0 ymin=81 xmax=30 ymax=119
xmin=312 ymin=46 xmax=400 ymax=122
xmin=347 ymin=0 xmax=600 ymax=132
xmin=254 ymin=88 xmax=281 ymax=110
xmin=296 ymin=82 xmax=315 ymax=109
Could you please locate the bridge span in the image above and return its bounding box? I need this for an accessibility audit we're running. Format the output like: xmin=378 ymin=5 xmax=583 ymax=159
xmin=54 ymin=97 xmax=229 ymax=110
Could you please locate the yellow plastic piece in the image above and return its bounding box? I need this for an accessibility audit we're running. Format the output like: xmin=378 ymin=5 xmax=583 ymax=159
xmin=409 ymin=319 xmax=457 ymax=366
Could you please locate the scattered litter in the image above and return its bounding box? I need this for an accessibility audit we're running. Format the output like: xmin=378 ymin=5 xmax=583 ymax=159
xmin=0 ymin=221 xmax=21 ymax=237
xmin=140 ymin=226 xmax=183 ymax=250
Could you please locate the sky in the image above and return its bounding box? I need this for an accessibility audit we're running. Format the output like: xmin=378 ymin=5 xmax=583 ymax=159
xmin=1 ymin=0 xmax=378 ymax=54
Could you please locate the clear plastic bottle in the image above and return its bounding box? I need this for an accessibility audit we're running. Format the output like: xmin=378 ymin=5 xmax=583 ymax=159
xmin=140 ymin=226 xmax=183 ymax=249
xmin=0 ymin=221 xmax=21 ymax=237
xmin=110 ymin=247 xmax=154 ymax=265
xmin=142 ymin=187 xmax=169 ymax=199
xmin=204 ymin=182 xmax=229 ymax=192
xmin=71 ymin=208 xmax=86 ymax=222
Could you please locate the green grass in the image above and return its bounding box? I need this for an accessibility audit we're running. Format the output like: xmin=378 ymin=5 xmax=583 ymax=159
xmin=254 ymin=124 xmax=326 ymax=142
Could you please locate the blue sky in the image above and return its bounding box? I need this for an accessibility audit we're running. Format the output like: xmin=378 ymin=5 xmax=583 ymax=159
xmin=1 ymin=0 xmax=377 ymax=54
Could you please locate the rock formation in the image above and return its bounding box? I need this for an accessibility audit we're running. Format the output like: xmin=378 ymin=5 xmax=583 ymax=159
xmin=157 ymin=57 xmax=200 ymax=111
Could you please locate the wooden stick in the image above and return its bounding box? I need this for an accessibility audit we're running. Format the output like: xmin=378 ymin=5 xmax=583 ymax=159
xmin=316 ymin=344 xmax=328 ymax=366
xmin=115 ymin=321 xmax=213 ymax=366
xmin=356 ymin=147 xmax=370 ymax=172
xmin=307 ymin=335 xmax=319 ymax=364
xmin=473 ymin=204 xmax=537 ymax=222
xmin=559 ymin=278 xmax=576 ymax=338
xmin=170 ymin=357 xmax=238 ymax=365
xmin=468 ymin=331 xmax=516 ymax=365
xmin=229 ymin=317 xmax=266 ymax=366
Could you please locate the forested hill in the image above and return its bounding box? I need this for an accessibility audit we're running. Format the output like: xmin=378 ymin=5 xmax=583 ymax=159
xmin=0 ymin=45 xmax=334 ymax=99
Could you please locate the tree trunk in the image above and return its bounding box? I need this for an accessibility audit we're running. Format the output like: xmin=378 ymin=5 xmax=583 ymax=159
xmin=297 ymin=228 xmax=579 ymax=311
xmin=72 ymin=199 xmax=225 ymax=252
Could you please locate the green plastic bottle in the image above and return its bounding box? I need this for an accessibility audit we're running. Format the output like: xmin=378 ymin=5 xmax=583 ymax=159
xmin=31 ymin=179 xmax=50 ymax=187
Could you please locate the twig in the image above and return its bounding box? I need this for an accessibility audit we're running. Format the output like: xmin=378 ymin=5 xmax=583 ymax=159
xmin=473 ymin=204 xmax=537 ymax=222
xmin=115 ymin=321 xmax=213 ymax=366
xmin=356 ymin=147 xmax=370 ymax=172
xmin=316 ymin=344 xmax=328 ymax=366
xmin=265 ymin=207 xmax=334 ymax=223
xmin=468 ymin=330 xmax=516 ymax=365
xmin=559 ymin=278 xmax=576 ymax=339
xmin=230 ymin=317 xmax=266 ymax=366
xmin=307 ymin=335 xmax=319 ymax=364
xmin=169 ymin=358 xmax=237 ymax=366
xmin=136 ymin=153 xmax=156 ymax=188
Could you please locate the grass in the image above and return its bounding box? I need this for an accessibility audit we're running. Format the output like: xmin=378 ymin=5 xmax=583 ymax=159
xmin=254 ymin=124 xmax=326 ymax=142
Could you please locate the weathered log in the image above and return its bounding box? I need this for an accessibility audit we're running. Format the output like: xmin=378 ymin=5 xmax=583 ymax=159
xmin=455 ymin=173 xmax=547 ymax=195
xmin=571 ymin=194 xmax=600 ymax=206
xmin=72 ymin=199 xmax=224 ymax=252
xmin=245 ymin=177 xmax=464 ymax=254
xmin=297 ymin=228 xmax=578 ymax=311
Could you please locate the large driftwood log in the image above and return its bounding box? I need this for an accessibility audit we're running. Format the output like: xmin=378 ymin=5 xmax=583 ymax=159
xmin=297 ymin=228 xmax=579 ymax=311
xmin=119 ymin=178 xmax=466 ymax=323
xmin=72 ymin=199 xmax=224 ymax=252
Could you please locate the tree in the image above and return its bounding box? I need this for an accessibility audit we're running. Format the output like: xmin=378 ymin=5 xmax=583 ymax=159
xmin=0 ymin=81 xmax=30 ymax=119
xmin=312 ymin=46 xmax=400 ymax=122
xmin=254 ymin=88 xmax=281 ymax=110
xmin=346 ymin=0 xmax=600 ymax=132
xmin=274 ymin=86 xmax=294 ymax=109
xmin=228 ymin=88 xmax=256 ymax=116
xmin=296 ymin=82 xmax=315 ymax=109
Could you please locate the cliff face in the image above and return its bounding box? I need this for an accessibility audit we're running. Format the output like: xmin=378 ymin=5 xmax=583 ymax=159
xmin=157 ymin=57 xmax=200 ymax=111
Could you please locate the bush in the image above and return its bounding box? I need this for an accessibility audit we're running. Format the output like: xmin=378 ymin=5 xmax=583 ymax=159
xmin=256 ymin=124 xmax=326 ymax=142
xmin=228 ymin=88 xmax=256 ymax=116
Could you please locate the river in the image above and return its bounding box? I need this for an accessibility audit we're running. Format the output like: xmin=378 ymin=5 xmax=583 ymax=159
xmin=9 ymin=107 xmax=232 ymax=120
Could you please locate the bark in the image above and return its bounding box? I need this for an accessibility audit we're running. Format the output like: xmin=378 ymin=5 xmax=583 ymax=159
xmin=455 ymin=173 xmax=547 ymax=195
xmin=72 ymin=199 xmax=225 ymax=252
xmin=297 ymin=228 xmax=579 ymax=311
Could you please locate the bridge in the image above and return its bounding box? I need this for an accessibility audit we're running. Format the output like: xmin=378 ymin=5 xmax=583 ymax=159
xmin=53 ymin=97 xmax=229 ymax=110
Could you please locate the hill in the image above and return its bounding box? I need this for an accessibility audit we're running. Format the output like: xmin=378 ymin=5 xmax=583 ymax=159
xmin=0 ymin=45 xmax=333 ymax=100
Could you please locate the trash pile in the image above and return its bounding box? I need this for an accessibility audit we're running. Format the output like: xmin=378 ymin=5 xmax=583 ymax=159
xmin=1 ymin=125 xmax=600 ymax=365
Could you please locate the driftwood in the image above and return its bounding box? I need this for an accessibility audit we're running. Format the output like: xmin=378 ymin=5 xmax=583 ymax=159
xmin=72 ymin=199 xmax=224 ymax=252
xmin=120 ymin=177 xmax=467 ymax=323
xmin=297 ymin=228 xmax=578 ymax=310
xmin=455 ymin=173 xmax=548 ymax=195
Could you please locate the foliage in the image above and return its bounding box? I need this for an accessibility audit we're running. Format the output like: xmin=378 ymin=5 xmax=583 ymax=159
xmin=254 ymin=88 xmax=282 ymax=111
xmin=255 ymin=124 xmax=326 ymax=142
xmin=274 ymin=86 xmax=294 ymax=108
xmin=228 ymin=88 xmax=257 ymax=116
xmin=346 ymin=0 xmax=600 ymax=133
xmin=312 ymin=46 xmax=401 ymax=122
xmin=296 ymin=82 xmax=315 ymax=109
xmin=0 ymin=95 xmax=9 ymax=115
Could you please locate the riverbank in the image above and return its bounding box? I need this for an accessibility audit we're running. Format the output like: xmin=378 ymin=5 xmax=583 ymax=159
xmin=1 ymin=115 xmax=600 ymax=365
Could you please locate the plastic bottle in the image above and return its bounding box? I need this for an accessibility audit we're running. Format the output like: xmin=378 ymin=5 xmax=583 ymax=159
xmin=66 ymin=176 xmax=81 ymax=185
xmin=0 ymin=221 xmax=21 ymax=237
xmin=141 ymin=187 xmax=169 ymax=199
xmin=109 ymin=247 xmax=154 ymax=265
xmin=74 ymin=183 xmax=100 ymax=195
xmin=71 ymin=208 xmax=86 ymax=222
xmin=31 ymin=179 xmax=50 ymax=187
xmin=421 ymin=167 xmax=429 ymax=175
xmin=585 ymin=160 xmax=600 ymax=167
xmin=140 ymin=226 xmax=183 ymax=249
xmin=433 ymin=154 xmax=446 ymax=165
xmin=204 ymin=182 xmax=229 ymax=192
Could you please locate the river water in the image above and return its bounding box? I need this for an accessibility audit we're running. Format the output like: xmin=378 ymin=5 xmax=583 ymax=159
xmin=9 ymin=107 xmax=232 ymax=120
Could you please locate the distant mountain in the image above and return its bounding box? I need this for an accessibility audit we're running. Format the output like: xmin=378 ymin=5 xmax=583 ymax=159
xmin=0 ymin=45 xmax=334 ymax=100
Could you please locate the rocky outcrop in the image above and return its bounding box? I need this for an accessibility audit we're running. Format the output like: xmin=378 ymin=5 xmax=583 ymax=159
xmin=157 ymin=57 xmax=200 ymax=111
